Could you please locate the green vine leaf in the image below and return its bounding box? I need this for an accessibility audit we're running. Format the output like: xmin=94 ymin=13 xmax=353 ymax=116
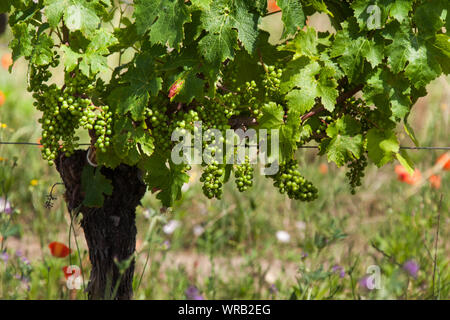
xmin=320 ymin=115 xmax=363 ymax=166
xmin=44 ymin=0 xmax=103 ymax=37
xmin=282 ymin=56 xmax=339 ymax=112
xmin=277 ymin=0 xmax=306 ymax=36
xmin=198 ymin=0 xmax=260 ymax=66
xmin=141 ymin=154 xmax=189 ymax=207
xmin=61 ymin=29 xmax=118 ymax=76
xmin=109 ymin=50 xmax=164 ymax=120
xmin=81 ymin=166 xmax=113 ymax=207
xmin=363 ymin=68 xmax=412 ymax=120
xmin=383 ymin=21 xmax=443 ymax=88
xmin=135 ymin=0 xmax=191 ymax=49
xmin=367 ymin=128 xmax=399 ymax=167
xmin=331 ymin=18 xmax=384 ymax=83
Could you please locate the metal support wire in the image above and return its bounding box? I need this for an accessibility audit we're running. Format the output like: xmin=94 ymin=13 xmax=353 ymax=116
xmin=1 ymin=141 xmax=450 ymax=150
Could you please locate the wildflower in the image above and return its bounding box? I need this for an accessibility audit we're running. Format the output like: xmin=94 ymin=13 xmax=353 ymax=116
xmin=185 ymin=285 xmax=204 ymax=300
xmin=142 ymin=208 xmax=155 ymax=220
xmin=15 ymin=250 xmax=30 ymax=265
xmin=319 ymin=163 xmax=328 ymax=174
xmin=429 ymin=175 xmax=441 ymax=189
xmin=193 ymin=225 xmax=204 ymax=236
xmin=300 ymin=252 xmax=308 ymax=259
xmin=21 ymin=256 xmax=30 ymax=265
xmin=0 ymin=251 xmax=9 ymax=263
xmin=22 ymin=279 xmax=31 ymax=291
xmin=395 ymin=165 xmax=421 ymax=185
xmin=62 ymin=266 xmax=78 ymax=280
xmin=295 ymin=221 xmax=306 ymax=231
xmin=331 ymin=265 xmax=346 ymax=278
xmin=403 ymin=260 xmax=419 ymax=279
xmin=358 ymin=275 xmax=375 ymax=291
xmin=14 ymin=274 xmax=31 ymax=291
xmin=163 ymin=220 xmax=181 ymax=235
xmin=162 ymin=240 xmax=171 ymax=250
xmin=62 ymin=266 xmax=71 ymax=280
xmin=436 ymin=153 xmax=450 ymax=171
xmin=62 ymin=266 xmax=82 ymax=289
xmin=1 ymin=53 xmax=13 ymax=70
xmin=48 ymin=241 xmax=71 ymax=258
xmin=0 ymin=197 xmax=12 ymax=214
xmin=0 ymin=122 xmax=7 ymax=128
xmin=276 ymin=230 xmax=290 ymax=243
xmin=30 ymin=179 xmax=39 ymax=186
xmin=0 ymin=90 xmax=5 ymax=106
xmin=269 ymin=284 xmax=278 ymax=295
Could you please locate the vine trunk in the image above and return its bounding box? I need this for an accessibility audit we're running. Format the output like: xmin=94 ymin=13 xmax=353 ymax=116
xmin=55 ymin=150 xmax=146 ymax=299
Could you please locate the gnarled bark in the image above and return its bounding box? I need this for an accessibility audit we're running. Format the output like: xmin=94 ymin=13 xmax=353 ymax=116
xmin=56 ymin=150 xmax=146 ymax=299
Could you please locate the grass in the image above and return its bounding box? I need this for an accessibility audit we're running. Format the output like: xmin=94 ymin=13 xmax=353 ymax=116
xmin=0 ymin=26 xmax=449 ymax=300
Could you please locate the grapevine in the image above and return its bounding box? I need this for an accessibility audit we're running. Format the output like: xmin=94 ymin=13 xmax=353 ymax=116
xmin=2 ymin=0 xmax=447 ymax=207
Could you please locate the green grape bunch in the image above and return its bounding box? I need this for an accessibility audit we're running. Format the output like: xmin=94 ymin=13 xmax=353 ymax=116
xmin=270 ymin=159 xmax=318 ymax=202
xmin=200 ymin=160 xmax=225 ymax=199
xmin=234 ymin=156 xmax=254 ymax=192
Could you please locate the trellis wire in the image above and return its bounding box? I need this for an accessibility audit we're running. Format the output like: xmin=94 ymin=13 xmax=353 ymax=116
xmin=1 ymin=141 xmax=450 ymax=150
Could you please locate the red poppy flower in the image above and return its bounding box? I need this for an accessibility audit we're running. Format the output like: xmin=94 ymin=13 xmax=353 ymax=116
xmin=436 ymin=153 xmax=450 ymax=171
xmin=62 ymin=266 xmax=76 ymax=280
xmin=1 ymin=53 xmax=12 ymax=70
xmin=319 ymin=163 xmax=328 ymax=174
xmin=429 ymin=175 xmax=441 ymax=189
xmin=0 ymin=91 xmax=5 ymax=106
xmin=395 ymin=165 xmax=421 ymax=185
xmin=48 ymin=242 xmax=71 ymax=258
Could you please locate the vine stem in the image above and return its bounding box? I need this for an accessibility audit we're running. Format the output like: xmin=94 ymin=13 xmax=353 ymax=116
xmin=432 ymin=194 xmax=443 ymax=298
xmin=135 ymin=215 xmax=158 ymax=293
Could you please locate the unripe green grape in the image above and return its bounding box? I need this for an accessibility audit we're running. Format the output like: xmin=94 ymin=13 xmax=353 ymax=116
xmin=268 ymin=159 xmax=318 ymax=201
xmin=234 ymin=156 xmax=253 ymax=192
